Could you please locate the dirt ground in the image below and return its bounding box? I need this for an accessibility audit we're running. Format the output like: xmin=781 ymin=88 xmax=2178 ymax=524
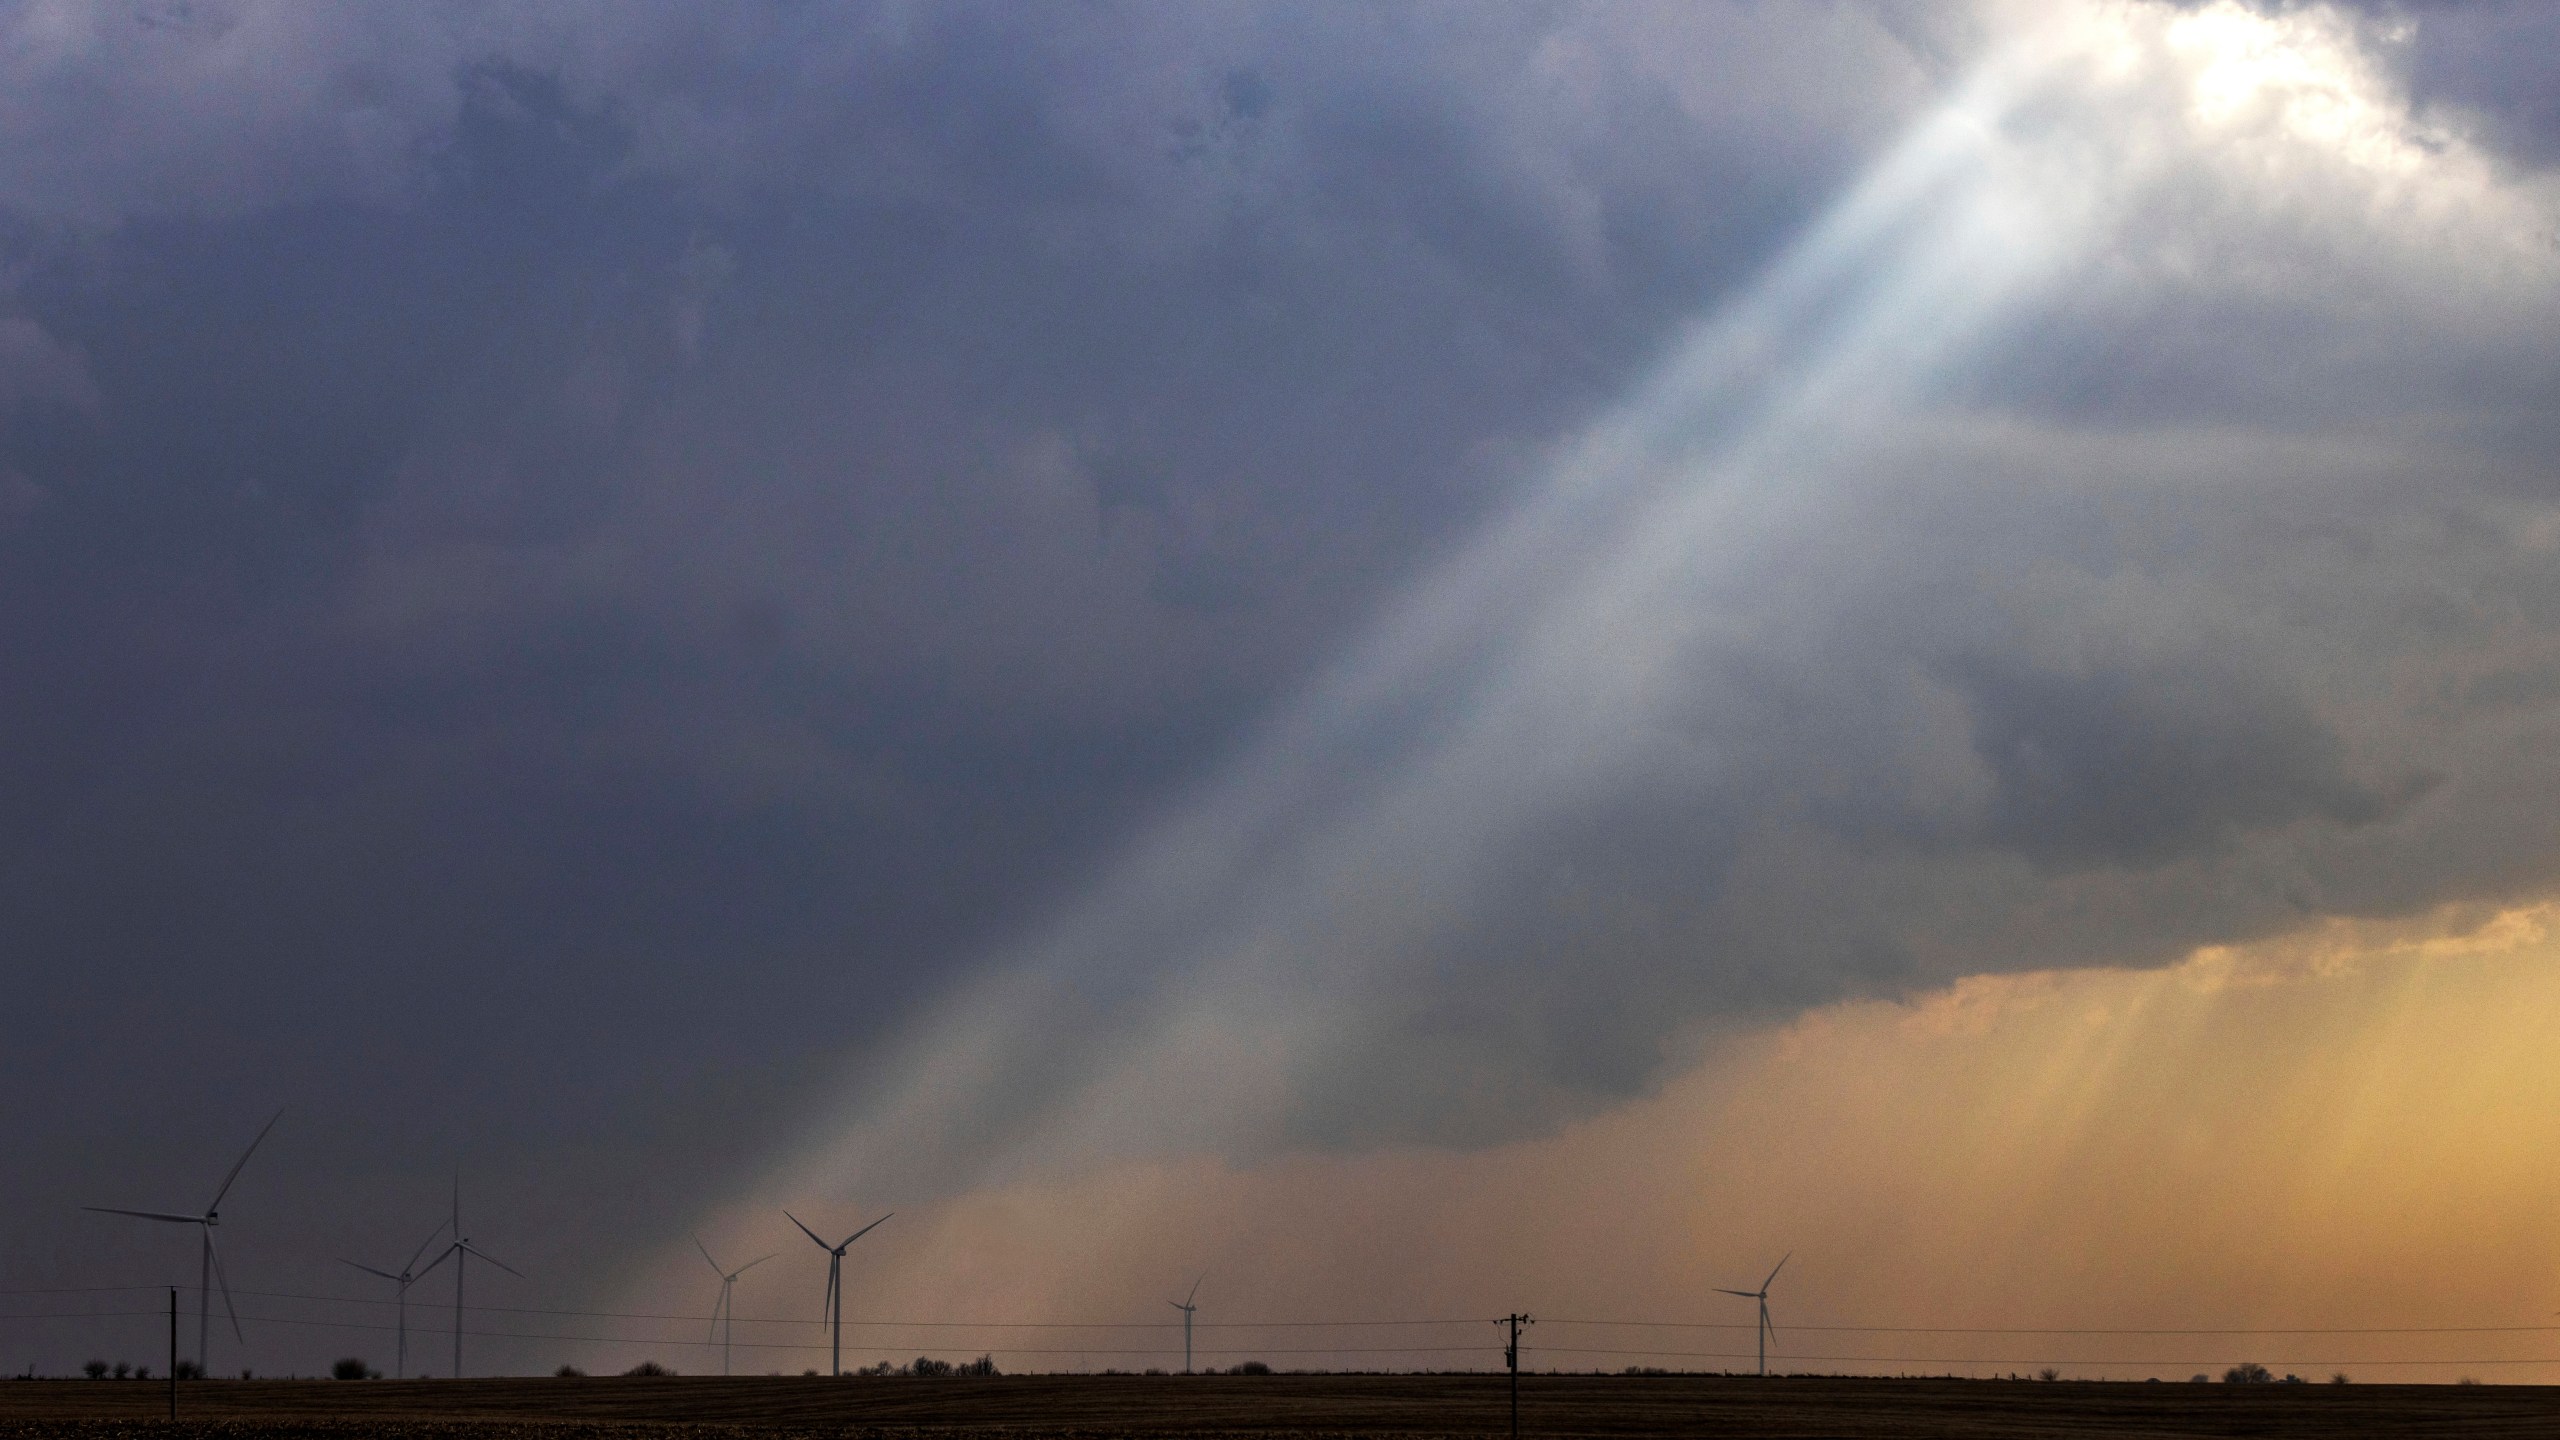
xmin=2 ymin=1372 xmax=2555 ymax=1438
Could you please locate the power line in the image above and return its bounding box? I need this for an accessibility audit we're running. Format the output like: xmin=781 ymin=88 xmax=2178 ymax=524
xmin=66 ymin=1287 xmax=2560 ymax=1339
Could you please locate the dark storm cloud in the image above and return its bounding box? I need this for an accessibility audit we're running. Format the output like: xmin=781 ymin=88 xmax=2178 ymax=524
xmin=5 ymin=0 xmax=2556 ymax=1380
xmin=0 ymin=0 xmax=1934 ymax=1374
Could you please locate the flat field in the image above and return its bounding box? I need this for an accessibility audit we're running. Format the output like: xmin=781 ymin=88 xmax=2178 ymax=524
xmin=2 ymin=1373 xmax=2554 ymax=1438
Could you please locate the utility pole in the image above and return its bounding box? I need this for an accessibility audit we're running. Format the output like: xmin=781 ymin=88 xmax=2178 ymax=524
xmin=167 ymin=1288 xmax=177 ymax=1421
xmin=1501 ymin=1314 xmax=1533 ymax=1440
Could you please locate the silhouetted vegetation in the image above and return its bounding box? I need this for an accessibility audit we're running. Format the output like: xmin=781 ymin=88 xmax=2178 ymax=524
xmin=331 ymin=1358 xmax=375 ymax=1380
xmin=1229 ymin=1361 xmax=1272 ymax=1375
xmin=554 ymin=1365 xmax=585 ymax=1378
xmin=80 ymin=1363 xmax=105 ymax=1381
xmin=622 ymin=1362 xmax=675 ymax=1377
xmin=172 ymin=1362 xmax=201 ymax=1381
xmin=2222 ymin=1363 xmax=2272 ymax=1384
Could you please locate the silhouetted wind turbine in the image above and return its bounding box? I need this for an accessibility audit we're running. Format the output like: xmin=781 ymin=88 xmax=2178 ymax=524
xmin=784 ymin=1210 xmax=890 ymax=1377
xmin=428 ymin=1176 xmax=521 ymax=1379
xmin=1168 ymin=1276 xmax=1202 ymax=1374
xmin=340 ymin=1215 xmax=451 ymax=1379
xmin=695 ymin=1235 xmax=776 ymax=1378
xmin=84 ymin=1108 xmax=282 ymax=1375
xmin=1715 ymin=1253 xmax=1788 ymax=1377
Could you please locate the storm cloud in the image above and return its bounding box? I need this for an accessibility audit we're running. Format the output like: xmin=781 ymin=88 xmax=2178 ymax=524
xmin=2 ymin=0 xmax=2557 ymax=1378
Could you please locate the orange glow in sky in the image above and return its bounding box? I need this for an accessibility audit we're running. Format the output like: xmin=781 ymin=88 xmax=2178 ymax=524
xmin=708 ymin=904 xmax=2560 ymax=1382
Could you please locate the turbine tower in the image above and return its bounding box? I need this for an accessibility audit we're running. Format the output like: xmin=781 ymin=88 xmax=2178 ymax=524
xmin=1167 ymin=1276 xmax=1202 ymax=1374
xmin=426 ymin=1176 xmax=521 ymax=1379
xmin=784 ymin=1210 xmax=890 ymax=1377
xmin=1715 ymin=1253 xmax=1789 ymax=1377
xmin=339 ymin=1215 xmax=451 ymax=1379
xmin=84 ymin=1108 xmax=282 ymax=1375
xmin=694 ymin=1235 xmax=776 ymax=1378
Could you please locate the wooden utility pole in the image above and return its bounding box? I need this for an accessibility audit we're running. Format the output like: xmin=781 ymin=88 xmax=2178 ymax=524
xmin=166 ymin=1287 xmax=177 ymax=1421
xmin=1501 ymin=1314 xmax=1533 ymax=1440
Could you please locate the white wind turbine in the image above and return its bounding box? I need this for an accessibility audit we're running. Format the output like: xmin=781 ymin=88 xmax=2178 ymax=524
xmin=84 ymin=1109 xmax=283 ymax=1376
xmin=339 ymin=1215 xmax=451 ymax=1379
xmin=1715 ymin=1254 xmax=1789 ymax=1377
xmin=694 ymin=1235 xmax=776 ymax=1378
xmin=784 ymin=1210 xmax=890 ymax=1378
xmin=426 ymin=1176 xmax=521 ymax=1379
xmin=1168 ymin=1276 xmax=1202 ymax=1374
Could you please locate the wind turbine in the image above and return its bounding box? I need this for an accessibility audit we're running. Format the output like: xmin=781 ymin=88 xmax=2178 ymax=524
xmin=427 ymin=1176 xmax=521 ymax=1379
xmin=1167 ymin=1276 xmax=1202 ymax=1374
xmin=1715 ymin=1253 xmax=1789 ymax=1377
xmin=339 ymin=1215 xmax=451 ymax=1379
xmin=784 ymin=1210 xmax=890 ymax=1377
xmin=694 ymin=1235 xmax=776 ymax=1378
xmin=84 ymin=1108 xmax=282 ymax=1375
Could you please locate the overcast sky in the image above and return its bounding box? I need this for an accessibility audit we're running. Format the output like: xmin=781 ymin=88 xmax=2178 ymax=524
xmin=5 ymin=0 xmax=2560 ymax=1380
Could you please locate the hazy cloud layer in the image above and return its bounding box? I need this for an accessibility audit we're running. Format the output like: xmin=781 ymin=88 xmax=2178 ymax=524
xmin=1 ymin=0 xmax=2555 ymax=1377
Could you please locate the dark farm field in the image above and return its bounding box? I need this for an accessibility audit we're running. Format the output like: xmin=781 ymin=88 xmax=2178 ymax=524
xmin=3 ymin=1373 xmax=2558 ymax=1439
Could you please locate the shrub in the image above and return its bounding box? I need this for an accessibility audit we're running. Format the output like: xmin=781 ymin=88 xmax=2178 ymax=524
xmin=1229 ymin=1361 xmax=1272 ymax=1376
xmin=2222 ymin=1363 xmax=2272 ymax=1384
xmin=2330 ymin=1373 xmax=2350 ymax=1385
xmin=910 ymin=1357 xmax=953 ymax=1378
xmin=856 ymin=1362 xmax=896 ymax=1377
xmin=173 ymin=1362 xmax=202 ymax=1381
xmin=111 ymin=1364 xmax=129 ymax=1381
xmin=134 ymin=1368 xmax=150 ymax=1381
xmin=83 ymin=1362 xmax=107 ymax=1380
xmin=554 ymin=1365 xmax=585 ymax=1378
xmin=331 ymin=1359 xmax=369 ymax=1381
xmin=2038 ymin=1369 xmax=2060 ymax=1382
xmin=622 ymin=1361 xmax=674 ymax=1377
xmin=956 ymin=1355 xmax=999 ymax=1377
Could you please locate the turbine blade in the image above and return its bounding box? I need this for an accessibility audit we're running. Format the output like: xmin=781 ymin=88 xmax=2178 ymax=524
xmin=413 ymin=1244 xmax=454 ymax=1281
xmin=206 ymin=1231 xmax=243 ymax=1343
xmin=1763 ymin=1253 xmax=1791 ymax=1290
xmin=1186 ymin=1274 xmax=1203 ymax=1306
xmin=206 ymin=1108 xmax=284 ymax=1215
xmin=401 ymin=1218 xmax=451 ymax=1277
xmin=735 ymin=1253 xmax=778 ymax=1277
xmin=83 ymin=1207 xmax=205 ymax=1225
xmin=840 ymin=1212 xmax=893 ymax=1248
xmin=460 ymin=1242 xmax=522 ymax=1278
xmin=341 ymin=1260 xmax=401 ymax=1282
xmin=1712 ymin=1288 xmax=1757 ymax=1298
xmin=694 ymin=1234 xmax=725 ymax=1276
xmin=783 ymin=1210 xmax=830 ymax=1249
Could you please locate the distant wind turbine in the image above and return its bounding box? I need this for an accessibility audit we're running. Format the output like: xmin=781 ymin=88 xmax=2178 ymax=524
xmin=427 ymin=1176 xmax=521 ymax=1379
xmin=84 ymin=1108 xmax=282 ymax=1375
xmin=339 ymin=1215 xmax=451 ymax=1379
xmin=1715 ymin=1253 xmax=1789 ymax=1377
xmin=1168 ymin=1276 xmax=1202 ymax=1374
xmin=784 ymin=1210 xmax=890 ymax=1377
xmin=694 ymin=1235 xmax=776 ymax=1378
